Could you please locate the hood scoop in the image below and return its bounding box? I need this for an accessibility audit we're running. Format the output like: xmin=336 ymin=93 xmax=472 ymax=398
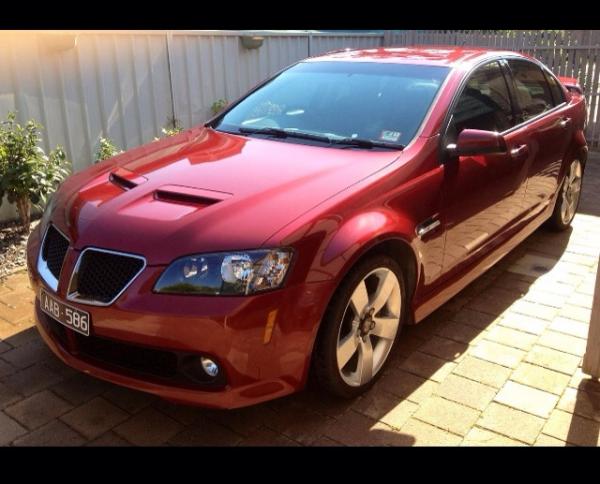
xmin=153 ymin=185 xmax=232 ymax=207
xmin=109 ymin=167 xmax=148 ymax=190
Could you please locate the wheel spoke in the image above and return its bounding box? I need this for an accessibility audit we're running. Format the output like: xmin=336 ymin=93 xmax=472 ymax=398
xmin=337 ymin=332 xmax=359 ymax=368
xmin=370 ymin=271 xmax=395 ymax=313
xmin=357 ymin=337 xmax=374 ymax=385
xmin=350 ymin=280 xmax=369 ymax=317
xmin=371 ymin=316 xmax=398 ymax=340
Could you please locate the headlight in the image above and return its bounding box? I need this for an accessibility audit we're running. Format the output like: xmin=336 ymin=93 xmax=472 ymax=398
xmin=153 ymin=248 xmax=293 ymax=296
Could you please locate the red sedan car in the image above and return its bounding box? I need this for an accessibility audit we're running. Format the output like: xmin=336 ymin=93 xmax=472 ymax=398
xmin=27 ymin=47 xmax=587 ymax=409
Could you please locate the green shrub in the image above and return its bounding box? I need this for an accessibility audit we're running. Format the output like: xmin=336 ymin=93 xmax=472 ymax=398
xmin=95 ymin=137 xmax=122 ymax=163
xmin=211 ymin=99 xmax=228 ymax=116
xmin=0 ymin=112 xmax=69 ymax=230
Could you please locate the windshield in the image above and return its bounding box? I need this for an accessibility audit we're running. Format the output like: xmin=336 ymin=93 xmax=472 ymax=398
xmin=212 ymin=61 xmax=449 ymax=148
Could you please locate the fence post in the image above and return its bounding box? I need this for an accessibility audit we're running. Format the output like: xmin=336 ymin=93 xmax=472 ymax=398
xmin=383 ymin=30 xmax=392 ymax=47
xmin=583 ymin=261 xmax=600 ymax=378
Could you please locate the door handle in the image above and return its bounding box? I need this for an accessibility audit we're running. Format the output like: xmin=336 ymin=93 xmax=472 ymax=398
xmin=559 ymin=117 xmax=572 ymax=129
xmin=510 ymin=144 xmax=529 ymax=159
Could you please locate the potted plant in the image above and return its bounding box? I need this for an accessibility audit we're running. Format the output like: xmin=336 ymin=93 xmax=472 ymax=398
xmin=0 ymin=112 xmax=69 ymax=231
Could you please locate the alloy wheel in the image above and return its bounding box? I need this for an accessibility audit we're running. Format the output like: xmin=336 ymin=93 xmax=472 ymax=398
xmin=336 ymin=267 xmax=401 ymax=387
xmin=560 ymin=159 xmax=583 ymax=225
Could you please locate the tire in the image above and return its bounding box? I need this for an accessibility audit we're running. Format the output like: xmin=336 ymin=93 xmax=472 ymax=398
xmin=547 ymin=158 xmax=584 ymax=231
xmin=312 ymin=254 xmax=407 ymax=399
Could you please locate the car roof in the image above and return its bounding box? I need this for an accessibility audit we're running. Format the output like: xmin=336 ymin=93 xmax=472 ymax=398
xmin=306 ymin=46 xmax=532 ymax=68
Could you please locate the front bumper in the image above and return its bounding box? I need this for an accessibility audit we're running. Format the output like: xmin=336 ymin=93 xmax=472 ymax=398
xmin=27 ymin=225 xmax=333 ymax=409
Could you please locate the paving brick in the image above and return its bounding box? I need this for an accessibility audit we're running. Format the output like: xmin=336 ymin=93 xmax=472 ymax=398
xmin=263 ymin=399 xmax=335 ymax=446
xmin=0 ymin=301 xmax=33 ymax=324
xmin=61 ymin=397 xmax=129 ymax=440
xmin=0 ymin=338 xmax=53 ymax=369
xmin=559 ymin=304 xmax=591 ymax=323
xmin=509 ymin=300 xmax=558 ymax=321
xmin=510 ymin=362 xmax=570 ymax=396
xmin=0 ymin=340 xmax=10 ymax=354
xmin=103 ymin=386 xmax=156 ymax=414
xmin=477 ymin=402 xmax=545 ymax=445
xmin=453 ymin=356 xmax=512 ymax=389
xmin=435 ymin=374 xmax=496 ymax=411
xmin=0 ymin=382 xmax=22 ymax=410
xmin=450 ymin=308 xmax=499 ymax=330
xmin=50 ymin=373 xmax=112 ymax=405
xmin=398 ymin=351 xmax=456 ymax=383
xmin=413 ymin=396 xmax=480 ymax=436
xmin=484 ymin=325 xmax=538 ymax=351
xmin=462 ymin=427 xmax=526 ymax=446
xmin=434 ymin=321 xmax=484 ymax=345
xmin=0 ymin=358 xmax=16 ymax=379
xmin=0 ymin=411 xmax=27 ymax=445
xmin=4 ymin=390 xmax=72 ymax=430
xmin=419 ymin=336 xmax=469 ymax=362
xmin=550 ymin=317 xmax=590 ymax=339
xmin=556 ymin=387 xmax=600 ymax=422
xmin=525 ymin=345 xmax=581 ymax=375
xmin=310 ymin=436 xmax=345 ymax=446
xmin=534 ymin=433 xmax=569 ymax=446
xmin=379 ymin=368 xmax=439 ymax=404
xmin=168 ymin=416 xmax=243 ymax=446
xmin=537 ymin=330 xmax=587 ymax=357
xmin=12 ymin=420 xmax=86 ymax=446
xmin=239 ymin=426 xmax=301 ymax=446
xmin=352 ymin=390 xmax=418 ymax=429
xmin=400 ymin=418 xmax=462 ymax=446
xmin=470 ymin=340 xmax=525 ymax=369
xmin=543 ymin=409 xmax=600 ymax=446
xmin=0 ymin=290 xmax=33 ymax=308
xmin=494 ymin=381 xmax=559 ymax=419
xmin=522 ymin=289 xmax=566 ymax=308
xmin=320 ymin=409 xmax=411 ymax=446
xmin=87 ymin=431 xmax=131 ymax=446
xmin=564 ymin=291 xmax=593 ymax=309
xmin=3 ymin=363 xmax=63 ymax=396
xmin=114 ymin=408 xmax=182 ymax=446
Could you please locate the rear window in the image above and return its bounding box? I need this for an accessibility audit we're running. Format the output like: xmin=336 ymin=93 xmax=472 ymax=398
xmin=213 ymin=61 xmax=450 ymax=147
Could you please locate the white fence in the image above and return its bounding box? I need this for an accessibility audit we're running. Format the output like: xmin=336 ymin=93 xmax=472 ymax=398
xmin=1 ymin=30 xmax=600 ymax=222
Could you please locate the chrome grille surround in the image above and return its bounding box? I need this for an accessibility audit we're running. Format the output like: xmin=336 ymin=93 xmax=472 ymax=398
xmin=67 ymin=247 xmax=147 ymax=307
xmin=36 ymin=224 xmax=70 ymax=291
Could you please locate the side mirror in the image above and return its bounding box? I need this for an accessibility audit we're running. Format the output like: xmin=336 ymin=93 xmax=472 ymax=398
xmin=446 ymin=129 xmax=507 ymax=157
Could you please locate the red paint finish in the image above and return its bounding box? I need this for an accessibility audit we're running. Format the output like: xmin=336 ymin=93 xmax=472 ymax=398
xmin=27 ymin=47 xmax=587 ymax=408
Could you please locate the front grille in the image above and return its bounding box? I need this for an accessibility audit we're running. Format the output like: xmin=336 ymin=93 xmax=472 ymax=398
xmin=41 ymin=225 xmax=70 ymax=279
xmin=69 ymin=249 xmax=145 ymax=304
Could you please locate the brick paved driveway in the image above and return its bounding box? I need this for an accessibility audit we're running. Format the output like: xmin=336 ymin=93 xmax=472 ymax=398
xmin=2 ymin=155 xmax=600 ymax=446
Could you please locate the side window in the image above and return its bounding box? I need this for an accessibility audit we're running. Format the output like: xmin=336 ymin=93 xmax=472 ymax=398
xmin=544 ymin=70 xmax=566 ymax=106
xmin=447 ymin=61 xmax=515 ymax=143
xmin=507 ymin=59 xmax=555 ymax=121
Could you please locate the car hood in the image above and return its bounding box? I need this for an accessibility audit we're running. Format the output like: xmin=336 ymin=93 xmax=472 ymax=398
xmin=53 ymin=127 xmax=400 ymax=265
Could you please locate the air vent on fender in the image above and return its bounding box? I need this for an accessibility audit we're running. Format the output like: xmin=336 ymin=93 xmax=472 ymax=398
xmin=109 ymin=168 xmax=148 ymax=190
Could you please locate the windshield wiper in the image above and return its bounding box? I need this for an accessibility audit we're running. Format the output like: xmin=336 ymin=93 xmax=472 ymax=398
xmin=237 ymin=126 xmax=333 ymax=144
xmin=331 ymin=137 xmax=405 ymax=150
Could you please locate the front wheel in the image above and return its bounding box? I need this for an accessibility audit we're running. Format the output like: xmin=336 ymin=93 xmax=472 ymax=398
xmin=548 ymin=159 xmax=583 ymax=231
xmin=312 ymin=254 xmax=406 ymax=399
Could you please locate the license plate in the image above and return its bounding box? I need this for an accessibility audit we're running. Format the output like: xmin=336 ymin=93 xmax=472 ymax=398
xmin=40 ymin=288 xmax=91 ymax=336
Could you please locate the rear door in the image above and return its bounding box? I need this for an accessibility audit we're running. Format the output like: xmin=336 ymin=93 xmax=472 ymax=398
xmin=505 ymin=58 xmax=573 ymax=216
xmin=440 ymin=60 xmax=530 ymax=276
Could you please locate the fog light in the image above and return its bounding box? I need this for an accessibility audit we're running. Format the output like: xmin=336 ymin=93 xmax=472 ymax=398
xmin=201 ymin=357 xmax=219 ymax=377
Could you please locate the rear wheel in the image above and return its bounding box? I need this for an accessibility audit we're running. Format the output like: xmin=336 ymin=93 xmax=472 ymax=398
xmin=312 ymin=254 xmax=406 ymax=399
xmin=548 ymin=159 xmax=583 ymax=231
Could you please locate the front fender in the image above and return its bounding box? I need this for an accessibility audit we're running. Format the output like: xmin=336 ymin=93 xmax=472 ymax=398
xmin=318 ymin=209 xmax=419 ymax=287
